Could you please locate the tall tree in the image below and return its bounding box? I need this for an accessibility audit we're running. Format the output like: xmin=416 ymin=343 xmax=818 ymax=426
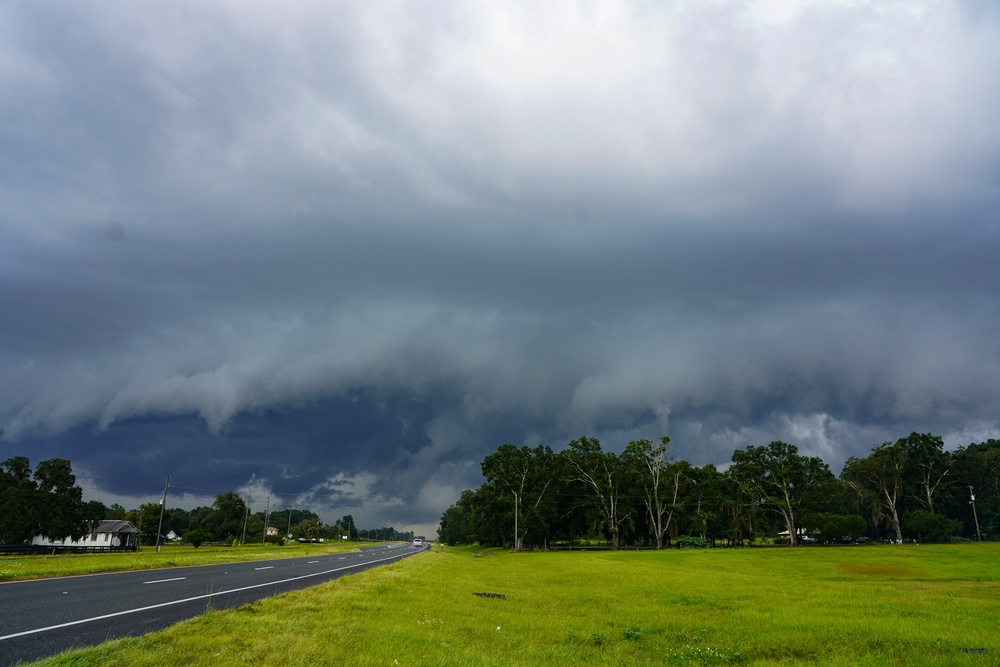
xmin=899 ymin=432 xmax=950 ymax=513
xmin=950 ymin=440 xmax=1000 ymax=538
xmin=622 ymin=437 xmax=686 ymax=549
xmin=0 ymin=457 xmax=38 ymax=544
xmin=562 ymin=437 xmax=631 ymax=549
xmin=842 ymin=440 xmax=907 ymax=543
xmin=340 ymin=514 xmax=358 ymax=540
xmin=729 ymin=441 xmax=835 ymax=546
xmin=685 ymin=464 xmax=727 ymax=543
xmin=32 ymin=458 xmax=86 ymax=541
xmin=481 ymin=444 xmax=557 ymax=551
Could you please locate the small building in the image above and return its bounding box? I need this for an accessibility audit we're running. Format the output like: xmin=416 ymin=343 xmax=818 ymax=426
xmin=266 ymin=526 xmax=279 ymax=536
xmin=30 ymin=520 xmax=139 ymax=550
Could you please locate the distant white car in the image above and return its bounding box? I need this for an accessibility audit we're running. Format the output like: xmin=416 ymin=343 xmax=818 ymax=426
xmin=412 ymin=538 xmax=423 ymax=547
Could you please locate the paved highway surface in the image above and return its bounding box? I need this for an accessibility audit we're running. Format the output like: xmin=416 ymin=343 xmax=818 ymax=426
xmin=0 ymin=543 xmax=426 ymax=666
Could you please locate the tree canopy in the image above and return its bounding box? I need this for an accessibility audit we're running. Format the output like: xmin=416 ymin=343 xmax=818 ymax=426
xmin=439 ymin=432 xmax=994 ymax=548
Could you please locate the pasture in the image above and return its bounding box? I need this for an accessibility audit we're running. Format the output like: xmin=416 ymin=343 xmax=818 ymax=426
xmin=23 ymin=543 xmax=1000 ymax=666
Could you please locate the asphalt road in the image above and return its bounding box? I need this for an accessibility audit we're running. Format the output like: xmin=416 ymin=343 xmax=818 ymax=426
xmin=0 ymin=542 xmax=427 ymax=666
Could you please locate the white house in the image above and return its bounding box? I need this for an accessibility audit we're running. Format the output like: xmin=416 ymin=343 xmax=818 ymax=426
xmin=30 ymin=520 xmax=139 ymax=550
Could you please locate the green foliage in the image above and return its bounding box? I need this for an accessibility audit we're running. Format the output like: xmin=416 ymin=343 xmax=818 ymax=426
xmin=800 ymin=513 xmax=868 ymax=542
xmin=184 ymin=529 xmax=213 ymax=548
xmin=903 ymin=510 xmax=962 ymax=542
xmin=0 ymin=456 xmax=89 ymax=544
xmin=729 ymin=441 xmax=836 ymax=547
xmin=135 ymin=503 xmax=165 ymax=546
xmin=676 ymin=535 xmax=709 ymax=548
xmin=563 ymin=436 xmax=632 ymax=550
xmin=439 ymin=431 xmax=1000 ymax=550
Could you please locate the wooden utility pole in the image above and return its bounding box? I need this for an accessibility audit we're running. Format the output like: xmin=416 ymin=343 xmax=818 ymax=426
xmin=155 ymin=475 xmax=170 ymax=552
xmin=261 ymin=495 xmax=270 ymax=545
xmin=970 ymin=486 xmax=983 ymax=542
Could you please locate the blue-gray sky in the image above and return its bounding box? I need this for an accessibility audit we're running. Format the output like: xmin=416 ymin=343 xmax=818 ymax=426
xmin=2 ymin=0 xmax=999 ymax=535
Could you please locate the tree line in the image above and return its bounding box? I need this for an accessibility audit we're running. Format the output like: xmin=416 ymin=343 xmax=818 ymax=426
xmin=437 ymin=434 xmax=999 ymax=549
xmin=0 ymin=456 xmax=415 ymax=547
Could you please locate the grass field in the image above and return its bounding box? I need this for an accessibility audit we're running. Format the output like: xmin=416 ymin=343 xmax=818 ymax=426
xmin=22 ymin=543 xmax=1000 ymax=666
xmin=0 ymin=541 xmax=360 ymax=581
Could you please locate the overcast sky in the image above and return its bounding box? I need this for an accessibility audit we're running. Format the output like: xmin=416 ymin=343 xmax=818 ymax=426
xmin=2 ymin=0 xmax=999 ymax=536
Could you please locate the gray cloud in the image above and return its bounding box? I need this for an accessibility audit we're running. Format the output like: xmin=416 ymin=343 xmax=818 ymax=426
xmin=2 ymin=0 xmax=1000 ymax=534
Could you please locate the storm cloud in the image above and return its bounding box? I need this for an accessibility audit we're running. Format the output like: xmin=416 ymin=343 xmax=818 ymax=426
xmin=2 ymin=0 xmax=999 ymax=534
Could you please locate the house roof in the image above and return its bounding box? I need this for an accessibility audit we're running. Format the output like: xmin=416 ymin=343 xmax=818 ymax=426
xmin=92 ymin=519 xmax=139 ymax=534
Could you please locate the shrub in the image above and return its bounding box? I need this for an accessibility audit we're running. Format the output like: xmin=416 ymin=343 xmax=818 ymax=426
xmin=184 ymin=529 xmax=212 ymax=548
xmin=903 ymin=510 xmax=962 ymax=543
xmin=676 ymin=535 xmax=709 ymax=549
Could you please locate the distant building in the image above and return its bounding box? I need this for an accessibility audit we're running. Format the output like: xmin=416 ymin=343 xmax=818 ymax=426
xmin=30 ymin=520 xmax=139 ymax=550
xmin=266 ymin=526 xmax=279 ymax=536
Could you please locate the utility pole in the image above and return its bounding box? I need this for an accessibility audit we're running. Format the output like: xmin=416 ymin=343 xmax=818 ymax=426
xmin=512 ymin=491 xmax=519 ymax=552
xmin=155 ymin=475 xmax=170 ymax=552
xmin=241 ymin=503 xmax=250 ymax=545
xmin=262 ymin=495 xmax=270 ymax=545
xmin=970 ymin=486 xmax=983 ymax=542
xmin=287 ymin=508 xmax=292 ymax=537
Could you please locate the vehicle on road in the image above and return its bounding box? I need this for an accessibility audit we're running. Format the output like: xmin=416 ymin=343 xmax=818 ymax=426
xmin=412 ymin=538 xmax=423 ymax=547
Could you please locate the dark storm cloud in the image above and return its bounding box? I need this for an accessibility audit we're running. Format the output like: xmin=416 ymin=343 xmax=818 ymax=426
xmin=2 ymin=0 xmax=1000 ymax=533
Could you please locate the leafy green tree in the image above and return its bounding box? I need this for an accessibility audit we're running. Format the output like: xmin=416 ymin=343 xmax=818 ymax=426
xmin=622 ymin=437 xmax=690 ymax=549
xmin=33 ymin=458 xmax=86 ymax=541
xmin=481 ymin=444 xmax=558 ymax=551
xmin=899 ymin=433 xmax=950 ymax=514
xmin=903 ymin=510 xmax=961 ymax=542
xmin=684 ymin=464 xmax=728 ymax=544
xmin=340 ymin=515 xmax=358 ymax=540
xmin=82 ymin=500 xmax=108 ymax=524
xmin=184 ymin=529 xmax=213 ymax=548
xmin=843 ymin=441 xmax=908 ymax=543
xmin=244 ymin=514 xmax=264 ymax=542
xmin=562 ymin=437 xmax=632 ymax=549
xmin=729 ymin=442 xmax=836 ymax=546
xmin=167 ymin=507 xmax=191 ymax=535
xmin=950 ymin=440 xmax=1000 ymax=538
xmin=0 ymin=457 xmax=38 ymax=544
xmin=800 ymin=513 xmax=867 ymax=542
xmin=135 ymin=502 xmax=166 ymax=546
xmin=439 ymin=489 xmax=476 ymax=545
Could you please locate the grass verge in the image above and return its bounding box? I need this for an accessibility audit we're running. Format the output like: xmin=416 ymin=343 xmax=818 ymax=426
xmin=24 ymin=543 xmax=1000 ymax=666
xmin=0 ymin=542 xmax=364 ymax=581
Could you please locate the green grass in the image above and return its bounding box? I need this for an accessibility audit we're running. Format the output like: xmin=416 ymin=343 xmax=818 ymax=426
xmin=24 ymin=543 xmax=1000 ymax=666
xmin=0 ymin=541 xmax=363 ymax=581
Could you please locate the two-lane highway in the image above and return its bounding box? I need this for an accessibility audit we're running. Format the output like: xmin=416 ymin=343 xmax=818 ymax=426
xmin=0 ymin=543 xmax=426 ymax=666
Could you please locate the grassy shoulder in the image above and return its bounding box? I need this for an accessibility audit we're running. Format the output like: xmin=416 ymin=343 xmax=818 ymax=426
xmin=0 ymin=541 xmax=367 ymax=581
xmin=25 ymin=542 xmax=1000 ymax=666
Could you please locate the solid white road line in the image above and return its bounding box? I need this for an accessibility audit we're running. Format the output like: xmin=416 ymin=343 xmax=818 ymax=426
xmin=142 ymin=578 xmax=187 ymax=585
xmin=254 ymin=566 xmax=274 ymax=570
xmin=0 ymin=551 xmax=413 ymax=642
